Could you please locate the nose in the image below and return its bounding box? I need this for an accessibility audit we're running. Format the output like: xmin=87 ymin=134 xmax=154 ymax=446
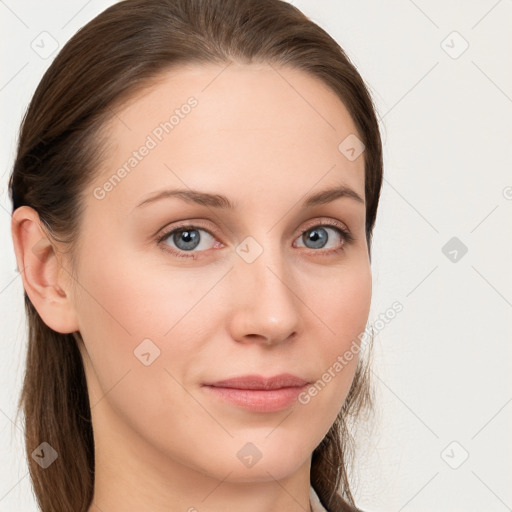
xmin=226 ymin=246 xmax=303 ymax=347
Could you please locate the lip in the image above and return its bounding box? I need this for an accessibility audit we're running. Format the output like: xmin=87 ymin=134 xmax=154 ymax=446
xmin=202 ymin=373 xmax=310 ymax=413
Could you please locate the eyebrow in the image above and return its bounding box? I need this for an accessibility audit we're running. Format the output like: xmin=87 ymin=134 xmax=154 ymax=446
xmin=135 ymin=184 xmax=365 ymax=210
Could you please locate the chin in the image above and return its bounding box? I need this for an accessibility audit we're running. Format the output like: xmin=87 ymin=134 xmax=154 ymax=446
xmin=221 ymin=459 xmax=307 ymax=484
xmin=209 ymin=437 xmax=312 ymax=483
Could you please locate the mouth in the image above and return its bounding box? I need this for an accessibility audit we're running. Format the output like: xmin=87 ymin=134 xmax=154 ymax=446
xmin=201 ymin=373 xmax=311 ymax=413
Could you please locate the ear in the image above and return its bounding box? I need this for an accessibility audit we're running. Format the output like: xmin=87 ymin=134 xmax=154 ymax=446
xmin=11 ymin=206 xmax=79 ymax=334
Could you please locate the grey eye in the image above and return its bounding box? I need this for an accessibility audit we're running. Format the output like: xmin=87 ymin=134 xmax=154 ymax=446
xmin=173 ymin=229 xmax=201 ymax=251
xmin=161 ymin=227 xmax=215 ymax=253
xmin=296 ymin=226 xmax=344 ymax=250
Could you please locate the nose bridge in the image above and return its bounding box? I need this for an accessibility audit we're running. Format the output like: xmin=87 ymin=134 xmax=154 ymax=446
xmin=228 ymin=234 xmax=302 ymax=344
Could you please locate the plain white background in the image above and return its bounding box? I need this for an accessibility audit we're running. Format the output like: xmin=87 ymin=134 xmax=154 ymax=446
xmin=1 ymin=1 xmax=511 ymax=510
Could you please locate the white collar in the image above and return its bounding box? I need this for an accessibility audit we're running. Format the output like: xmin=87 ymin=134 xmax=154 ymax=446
xmin=310 ymin=485 xmax=329 ymax=512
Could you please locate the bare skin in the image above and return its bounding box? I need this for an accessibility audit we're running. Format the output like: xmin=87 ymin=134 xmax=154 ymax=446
xmin=12 ymin=62 xmax=371 ymax=512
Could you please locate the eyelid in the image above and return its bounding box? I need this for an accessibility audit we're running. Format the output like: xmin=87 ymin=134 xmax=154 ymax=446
xmin=155 ymin=220 xmax=219 ymax=246
xmin=156 ymin=217 xmax=350 ymax=239
xmin=299 ymin=217 xmax=350 ymax=236
xmin=294 ymin=217 xmax=355 ymax=247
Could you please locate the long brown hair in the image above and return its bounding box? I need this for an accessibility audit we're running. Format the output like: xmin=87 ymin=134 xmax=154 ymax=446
xmin=8 ymin=1 xmax=383 ymax=510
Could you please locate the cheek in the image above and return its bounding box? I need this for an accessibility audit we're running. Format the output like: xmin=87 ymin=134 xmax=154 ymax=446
xmin=72 ymin=253 xmax=215 ymax=452
xmin=74 ymin=241 xmax=206 ymax=344
xmin=302 ymin=261 xmax=371 ymax=408
xmin=316 ymin=260 xmax=372 ymax=349
xmin=72 ymin=247 xmax=221 ymax=402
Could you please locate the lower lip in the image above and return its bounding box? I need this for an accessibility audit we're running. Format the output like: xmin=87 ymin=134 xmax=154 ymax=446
xmin=202 ymin=385 xmax=308 ymax=413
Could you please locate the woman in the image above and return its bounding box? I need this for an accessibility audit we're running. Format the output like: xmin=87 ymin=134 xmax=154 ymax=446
xmin=9 ymin=1 xmax=383 ymax=511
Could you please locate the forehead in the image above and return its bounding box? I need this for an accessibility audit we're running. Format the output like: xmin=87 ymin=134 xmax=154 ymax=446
xmin=90 ymin=62 xmax=365 ymax=210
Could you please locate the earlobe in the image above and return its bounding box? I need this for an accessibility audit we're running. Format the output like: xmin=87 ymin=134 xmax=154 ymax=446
xmin=11 ymin=206 xmax=79 ymax=334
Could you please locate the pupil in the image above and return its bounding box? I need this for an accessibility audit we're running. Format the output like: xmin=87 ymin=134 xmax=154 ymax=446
xmin=174 ymin=229 xmax=200 ymax=250
xmin=305 ymin=228 xmax=327 ymax=249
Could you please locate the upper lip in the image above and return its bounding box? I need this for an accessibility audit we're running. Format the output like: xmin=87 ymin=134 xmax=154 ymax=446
xmin=204 ymin=373 xmax=310 ymax=390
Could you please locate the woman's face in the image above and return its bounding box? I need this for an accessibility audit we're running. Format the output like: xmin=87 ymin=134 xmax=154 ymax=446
xmin=69 ymin=62 xmax=371 ymax=486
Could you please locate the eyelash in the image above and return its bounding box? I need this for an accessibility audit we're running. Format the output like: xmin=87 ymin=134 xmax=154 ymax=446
xmin=156 ymin=219 xmax=355 ymax=260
